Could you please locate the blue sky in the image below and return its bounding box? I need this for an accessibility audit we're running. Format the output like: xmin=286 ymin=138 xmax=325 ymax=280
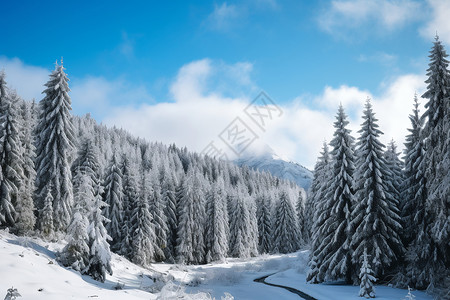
xmin=1 ymin=0 xmax=450 ymax=168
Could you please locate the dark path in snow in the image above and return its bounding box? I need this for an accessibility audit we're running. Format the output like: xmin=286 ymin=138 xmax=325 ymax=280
xmin=254 ymin=273 xmax=318 ymax=300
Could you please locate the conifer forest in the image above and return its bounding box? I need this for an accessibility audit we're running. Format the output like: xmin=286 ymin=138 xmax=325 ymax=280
xmin=0 ymin=36 xmax=449 ymax=299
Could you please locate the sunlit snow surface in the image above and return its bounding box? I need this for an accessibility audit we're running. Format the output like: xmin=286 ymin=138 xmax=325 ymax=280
xmin=0 ymin=230 xmax=432 ymax=300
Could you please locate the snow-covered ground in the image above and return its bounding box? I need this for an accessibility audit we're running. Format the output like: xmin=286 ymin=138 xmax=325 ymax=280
xmin=0 ymin=230 xmax=433 ymax=300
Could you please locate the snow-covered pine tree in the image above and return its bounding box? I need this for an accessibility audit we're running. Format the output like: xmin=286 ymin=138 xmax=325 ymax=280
xmin=384 ymin=140 xmax=404 ymax=218
xmin=35 ymin=61 xmax=75 ymax=232
xmin=4 ymin=287 xmax=21 ymax=300
xmin=350 ymin=99 xmax=403 ymax=280
xmin=85 ymin=186 xmax=112 ymax=282
xmin=295 ymin=190 xmax=306 ymax=247
xmin=58 ymin=175 xmax=90 ymax=272
xmin=228 ymin=183 xmax=257 ymax=258
xmin=404 ymin=287 xmax=416 ymax=300
xmin=0 ymin=70 xmax=7 ymax=103
xmin=72 ymin=139 xmax=102 ymax=196
xmin=15 ymin=100 xmax=36 ymax=234
xmin=272 ymin=189 xmax=299 ymax=254
xmin=131 ymin=171 xmax=156 ymax=266
xmin=247 ymin=193 xmax=259 ymax=257
xmin=204 ymin=178 xmax=229 ymax=263
xmin=359 ymin=247 xmax=376 ymax=299
xmin=316 ymin=105 xmax=355 ymax=283
xmin=256 ymin=191 xmax=272 ymax=254
xmin=403 ymin=97 xmax=434 ymax=289
xmin=229 ymin=191 xmax=249 ymax=258
xmin=0 ymin=87 xmax=25 ymax=229
xmin=303 ymin=197 xmax=314 ymax=244
xmin=176 ymin=167 xmax=206 ymax=264
xmin=148 ymin=167 xmax=167 ymax=262
xmin=307 ymin=142 xmax=332 ymax=283
xmin=102 ymin=153 xmax=123 ymax=253
xmin=420 ymin=35 xmax=450 ymax=287
xmin=119 ymin=155 xmax=138 ymax=259
xmin=161 ymin=168 xmax=178 ymax=263
xmin=402 ymin=95 xmax=427 ymax=247
xmin=40 ymin=185 xmax=54 ymax=238
xmin=395 ymin=95 xmax=432 ymax=289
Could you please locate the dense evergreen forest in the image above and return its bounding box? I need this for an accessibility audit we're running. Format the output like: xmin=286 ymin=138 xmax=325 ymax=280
xmin=305 ymin=37 xmax=450 ymax=298
xmin=0 ymin=63 xmax=305 ymax=283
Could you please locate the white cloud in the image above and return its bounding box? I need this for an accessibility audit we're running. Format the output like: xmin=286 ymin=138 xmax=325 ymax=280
xmin=251 ymin=0 xmax=279 ymax=10
xmin=319 ymin=0 xmax=423 ymax=36
xmin=70 ymin=76 xmax=154 ymax=118
xmin=0 ymin=56 xmax=49 ymax=101
xmin=170 ymin=59 xmax=256 ymax=102
xmin=373 ymin=74 xmax=426 ymax=145
xmin=170 ymin=59 xmax=212 ymax=102
xmin=420 ymin=0 xmax=450 ymax=45
xmin=319 ymin=0 xmax=450 ymax=45
xmin=104 ymin=59 xmax=254 ymax=157
xmin=118 ymin=32 xmax=135 ymax=59
xmin=204 ymin=0 xmax=279 ymax=32
xmin=105 ymin=58 xmax=426 ymax=169
xmin=316 ymin=85 xmax=371 ymax=117
xmin=357 ymin=52 xmax=398 ymax=66
xmin=206 ymin=3 xmax=241 ymax=31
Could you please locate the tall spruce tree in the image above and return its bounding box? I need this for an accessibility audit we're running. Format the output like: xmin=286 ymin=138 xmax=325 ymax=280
xmin=119 ymin=156 xmax=138 ymax=259
xmin=402 ymin=95 xmax=426 ymax=245
xmin=85 ymin=187 xmax=112 ymax=282
xmin=319 ymin=105 xmax=355 ymax=283
xmin=350 ymin=99 xmax=403 ymax=280
xmin=149 ymin=167 xmax=167 ymax=262
xmin=403 ymin=96 xmax=432 ymax=289
xmin=421 ymin=35 xmax=450 ymax=287
xmin=40 ymin=185 xmax=54 ymax=238
xmin=247 ymin=193 xmax=259 ymax=257
xmin=204 ymin=178 xmax=229 ymax=263
xmin=176 ymin=168 xmax=206 ymax=264
xmin=15 ymin=100 xmax=36 ymax=234
xmin=384 ymin=140 xmax=404 ymax=217
xmin=228 ymin=183 xmax=258 ymax=258
xmin=0 ymin=86 xmax=25 ymax=229
xmin=131 ymin=171 xmax=156 ymax=266
xmin=295 ymin=191 xmax=306 ymax=247
xmin=102 ymin=153 xmax=123 ymax=253
xmin=272 ymin=190 xmax=300 ymax=254
xmin=229 ymin=189 xmax=250 ymax=258
xmin=35 ymin=61 xmax=75 ymax=232
xmin=58 ymin=175 xmax=90 ymax=272
xmin=307 ymin=142 xmax=332 ymax=283
xmin=162 ymin=169 xmax=177 ymax=263
xmin=256 ymin=191 xmax=272 ymax=254
xmin=72 ymin=139 xmax=102 ymax=196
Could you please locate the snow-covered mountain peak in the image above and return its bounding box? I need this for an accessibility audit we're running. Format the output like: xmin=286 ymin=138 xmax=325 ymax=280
xmin=234 ymin=147 xmax=313 ymax=191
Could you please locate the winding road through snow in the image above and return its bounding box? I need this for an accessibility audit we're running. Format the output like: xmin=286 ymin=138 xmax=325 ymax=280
xmin=254 ymin=273 xmax=318 ymax=300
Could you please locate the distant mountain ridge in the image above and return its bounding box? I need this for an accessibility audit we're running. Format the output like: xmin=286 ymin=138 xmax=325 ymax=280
xmin=234 ymin=149 xmax=313 ymax=191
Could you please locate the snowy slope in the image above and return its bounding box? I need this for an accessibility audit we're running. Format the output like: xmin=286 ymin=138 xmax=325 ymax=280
xmin=0 ymin=230 xmax=159 ymax=299
xmin=0 ymin=230 xmax=433 ymax=300
xmin=235 ymin=149 xmax=313 ymax=190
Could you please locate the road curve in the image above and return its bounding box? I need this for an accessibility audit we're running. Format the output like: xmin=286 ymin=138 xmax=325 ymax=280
xmin=254 ymin=273 xmax=318 ymax=300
